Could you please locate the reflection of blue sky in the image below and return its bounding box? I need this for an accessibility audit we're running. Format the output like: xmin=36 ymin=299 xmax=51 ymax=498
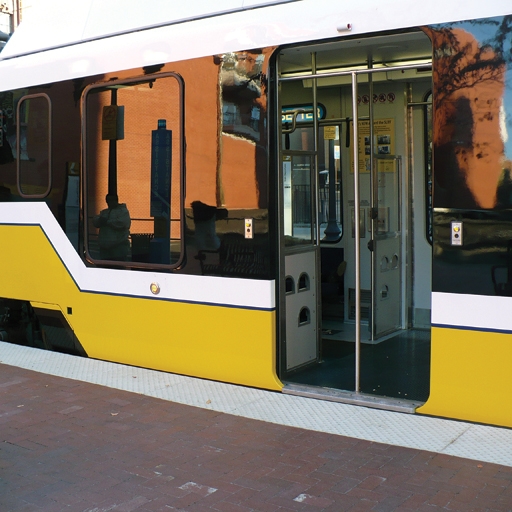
xmin=444 ymin=17 xmax=512 ymax=161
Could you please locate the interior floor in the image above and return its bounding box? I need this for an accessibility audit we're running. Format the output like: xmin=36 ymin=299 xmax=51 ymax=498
xmin=286 ymin=327 xmax=431 ymax=403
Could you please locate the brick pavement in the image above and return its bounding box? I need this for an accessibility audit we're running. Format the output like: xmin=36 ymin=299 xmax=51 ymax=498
xmin=1 ymin=363 xmax=512 ymax=512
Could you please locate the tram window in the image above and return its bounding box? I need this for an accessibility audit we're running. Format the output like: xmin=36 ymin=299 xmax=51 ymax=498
xmin=83 ymin=73 xmax=184 ymax=268
xmin=16 ymin=94 xmax=52 ymax=198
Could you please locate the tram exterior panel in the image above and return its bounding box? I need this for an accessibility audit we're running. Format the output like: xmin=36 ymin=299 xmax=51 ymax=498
xmin=0 ymin=0 xmax=512 ymax=427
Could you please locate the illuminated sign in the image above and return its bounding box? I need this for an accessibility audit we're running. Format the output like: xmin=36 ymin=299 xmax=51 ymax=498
xmin=282 ymin=104 xmax=326 ymax=124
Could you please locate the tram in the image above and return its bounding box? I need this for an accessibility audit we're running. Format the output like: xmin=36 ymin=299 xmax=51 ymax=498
xmin=0 ymin=0 xmax=511 ymax=427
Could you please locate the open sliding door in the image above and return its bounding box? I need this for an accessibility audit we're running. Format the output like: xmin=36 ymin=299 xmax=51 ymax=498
xmin=278 ymin=30 xmax=432 ymax=406
xmin=282 ymin=151 xmax=320 ymax=371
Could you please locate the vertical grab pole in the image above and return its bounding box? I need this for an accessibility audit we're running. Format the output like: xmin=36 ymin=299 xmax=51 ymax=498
xmin=368 ymin=60 xmax=376 ymax=341
xmin=312 ymin=52 xmax=320 ymax=245
xmin=312 ymin=52 xmax=321 ymax=361
xmin=351 ymin=71 xmax=361 ymax=393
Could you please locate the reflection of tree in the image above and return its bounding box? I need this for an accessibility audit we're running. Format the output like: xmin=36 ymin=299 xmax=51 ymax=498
xmin=425 ymin=16 xmax=512 ymax=209
xmin=428 ymin=18 xmax=510 ymax=112
xmin=433 ymin=28 xmax=505 ymax=107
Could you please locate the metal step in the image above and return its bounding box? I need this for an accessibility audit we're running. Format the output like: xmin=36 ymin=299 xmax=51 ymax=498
xmin=283 ymin=382 xmax=423 ymax=414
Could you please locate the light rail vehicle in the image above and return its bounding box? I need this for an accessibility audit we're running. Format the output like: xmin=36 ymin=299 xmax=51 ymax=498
xmin=0 ymin=0 xmax=512 ymax=427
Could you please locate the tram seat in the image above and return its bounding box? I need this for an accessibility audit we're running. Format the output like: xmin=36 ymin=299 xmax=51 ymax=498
xmin=197 ymin=234 xmax=268 ymax=277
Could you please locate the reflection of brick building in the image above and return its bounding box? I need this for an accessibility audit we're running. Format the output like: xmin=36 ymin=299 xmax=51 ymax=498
xmin=0 ymin=46 xmax=272 ymax=271
xmin=83 ymin=51 xmax=271 ymax=257
xmin=81 ymin=52 xmax=270 ymax=219
xmin=429 ymin=28 xmax=508 ymax=208
xmin=218 ymin=50 xmax=270 ymax=210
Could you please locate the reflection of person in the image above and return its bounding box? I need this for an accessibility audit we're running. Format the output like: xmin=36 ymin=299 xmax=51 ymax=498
xmin=93 ymin=194 xmax=131 ymax=261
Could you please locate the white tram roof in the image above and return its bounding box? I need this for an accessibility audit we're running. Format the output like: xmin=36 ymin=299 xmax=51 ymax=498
xmin=0 ymin=0 xmax=511 ymax=92
xmin=1 ymin=0 xmax=298 ymax=60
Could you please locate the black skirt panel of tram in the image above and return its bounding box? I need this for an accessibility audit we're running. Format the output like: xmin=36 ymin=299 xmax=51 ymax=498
xmin=31 ymin=307 xmax=87 ymax=357
xmin=0 ymin=299 xmax=87 ymax=357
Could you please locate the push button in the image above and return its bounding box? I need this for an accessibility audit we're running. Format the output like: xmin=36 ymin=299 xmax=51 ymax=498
xmin=451 ymin=221 xmax=462 ymax=246
xmin=245 ymin=218 xmax=253 ymax=239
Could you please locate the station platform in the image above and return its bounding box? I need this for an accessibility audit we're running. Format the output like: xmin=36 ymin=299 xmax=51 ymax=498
xmin=1 ymin=341 xmax=512 ymax=511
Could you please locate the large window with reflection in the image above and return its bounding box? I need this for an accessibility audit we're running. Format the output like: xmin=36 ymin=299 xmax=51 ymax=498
xmin=83 ymin=73 xmax=184 ymax=268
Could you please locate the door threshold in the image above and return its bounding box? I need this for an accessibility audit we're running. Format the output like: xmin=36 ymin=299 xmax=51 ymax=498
xmin=283 ymin=383 xmax=423 ymax=413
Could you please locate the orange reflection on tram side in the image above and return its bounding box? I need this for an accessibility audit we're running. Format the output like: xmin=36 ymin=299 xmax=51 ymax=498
xmin=427 ymin=26 xmax=510 ymax=210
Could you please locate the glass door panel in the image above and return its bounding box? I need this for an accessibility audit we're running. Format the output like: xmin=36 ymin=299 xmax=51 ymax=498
xmin=371 ymin=156 xmax=401 ymax=339
xmin=283 ymin=152 xmax=315 ymax=245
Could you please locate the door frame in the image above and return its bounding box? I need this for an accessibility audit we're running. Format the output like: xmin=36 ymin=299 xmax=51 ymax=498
xmin=276 ymin=45 xmax=432 ymax=391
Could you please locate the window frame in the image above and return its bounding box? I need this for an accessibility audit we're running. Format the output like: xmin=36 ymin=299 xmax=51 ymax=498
xmin=81 ymin=72 xmax=186 ymax=270
xmin=16 ymin=93 xmax=52 ymax=199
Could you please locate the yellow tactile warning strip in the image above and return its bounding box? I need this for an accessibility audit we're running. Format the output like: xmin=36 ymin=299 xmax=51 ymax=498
xmin=2 ymin=341 xmax=512 ymax=467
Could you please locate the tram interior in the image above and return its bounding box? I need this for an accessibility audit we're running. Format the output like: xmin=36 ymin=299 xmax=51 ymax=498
xmin=279 ymin=30 xmax=433 ymax=404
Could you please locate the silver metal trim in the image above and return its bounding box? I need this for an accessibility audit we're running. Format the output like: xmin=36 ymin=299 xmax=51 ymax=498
xmin=311 ymin=51 xmax=322 ymax=368
xmin=406 ymin=83 xmax=415 ymax=328
xmin=276 ymin=54 xmax=288 ymax=378
xmin=312 ymin=52 xmax=320 ymax=246
xmin=407 ymin=100 xmax=433 ymax=107
xmin=369 ymin=60 xmax=376 ymax=341
xmin=281 ymin=108 xmax=309 ymax=133
xmin=283 ymin=383 xmax=422 ymax=413
xmin=351 ymin=71 xmax=361 ymax=393
xmin=279 ymin=62 xmax=432 ymax=82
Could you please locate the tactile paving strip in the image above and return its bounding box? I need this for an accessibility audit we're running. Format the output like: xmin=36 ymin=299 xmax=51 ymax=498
xmin=2 ymin=341 xmax=512 ymax=467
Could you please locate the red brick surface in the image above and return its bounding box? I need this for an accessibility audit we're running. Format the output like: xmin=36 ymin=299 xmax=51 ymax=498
xmin=1 ymin=363 xmax=511 ymax=511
